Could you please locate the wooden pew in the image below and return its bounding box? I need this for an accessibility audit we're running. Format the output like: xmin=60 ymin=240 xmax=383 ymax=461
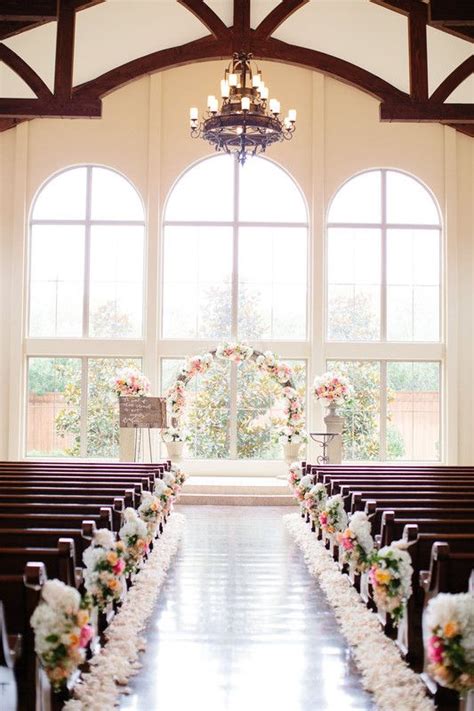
xmin=0 ymin=508 xmax=113 ymax=531
xmin=0 ymin=498 xmax=125 ymax=531
xmin=397 ymin=528 xmax=474 ymax=669
xmin=365 ymin=502 xmax=474 ymax=538
xmin=0 ymin=539 xmax=77 ymax=587
xmin=0 ymin=562 xmax=45 ymax=711
xmin=380 ymin=512 xmax=474 ymax=547
xmin=0 ymin=520 xmax=96 ymax=566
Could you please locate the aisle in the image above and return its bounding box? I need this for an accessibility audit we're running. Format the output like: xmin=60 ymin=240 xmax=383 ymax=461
xmin=121 ymin=506 xmax=375 ymax=711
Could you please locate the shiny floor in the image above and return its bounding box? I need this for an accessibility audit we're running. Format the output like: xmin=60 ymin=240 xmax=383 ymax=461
xmin=121 ymin=506 xmax=375 ymax=711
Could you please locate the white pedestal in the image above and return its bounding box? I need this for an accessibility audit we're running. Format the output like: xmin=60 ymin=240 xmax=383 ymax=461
xmin=282 ymin=443 xmax=302 ymax=463
xmin=165 ymin=441 xmax=184 ymax=461
xmin=323 ymin=413 xmax=345 ymax=464
xmin=119 ymin=427 xmax=135 ymax=462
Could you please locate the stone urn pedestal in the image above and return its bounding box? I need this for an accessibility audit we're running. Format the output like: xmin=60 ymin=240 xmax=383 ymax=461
xmin=165 ymin=441 xmax=184 ymax=461
xmin=282 ymin=442 xmax=302 ymax=463
xmin=323 ymin=403 xmax=345 ymax=464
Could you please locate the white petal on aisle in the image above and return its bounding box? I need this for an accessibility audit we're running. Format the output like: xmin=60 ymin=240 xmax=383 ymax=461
xmin=284 ymin=513 xmax=434 ymax=711
xmin=64 ymin=513 xmax=186 ymax=711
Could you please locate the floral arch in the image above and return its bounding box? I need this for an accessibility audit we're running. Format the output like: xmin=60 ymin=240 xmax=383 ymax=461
xmin=166 ymin=343 xmax=306 ymax=447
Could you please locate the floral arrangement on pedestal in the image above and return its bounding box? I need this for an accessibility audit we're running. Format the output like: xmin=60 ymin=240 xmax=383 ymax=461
xmin=165 ymin=343 xmax=305 ymax=461
xmin=304 ymin=483 xmax=328 ymax=522
xmin=30 ymin=579 xmax=93 ymax=691
xmin=119 ymin=508 xmax=149 ymax=575
xmin=369 ymin=540 xmax=413 ymax=624
xmin=318 ymin=494 xmax=348 ymax=536
xmin=83 ymin=529 xmax=126 ymax=610
xmin=425 ymin=593 xmax=474 ymax=692
xmin=137 ymin=491 xmax=164 ymax=539
xmin=161 ymin=427 xmax=190 ymax=443
xmin=337 ymin=511 xmax=374 ymax=573
xmin=113 ymin=367 xmax=150 ymax=397
xmin=288 ymin=462 xmax=303 ymax=490
xmin=312 ymin=371 xmax=352 ymax=412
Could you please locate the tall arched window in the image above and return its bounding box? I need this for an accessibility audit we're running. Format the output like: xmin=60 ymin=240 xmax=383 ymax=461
xmin=26 ymin=166 xmax=145 ymax=458
xmin=326 ymin=169 xmax=442 ymax=461
xmin=161 ymin=155 xmax=309 ymax=460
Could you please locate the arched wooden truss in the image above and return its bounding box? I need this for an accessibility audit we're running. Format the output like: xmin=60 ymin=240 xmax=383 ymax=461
xmin=0 ymin=0 xmax=472 ymax=136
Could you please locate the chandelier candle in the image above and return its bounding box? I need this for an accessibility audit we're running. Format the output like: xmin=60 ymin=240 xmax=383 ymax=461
xmin=189 ymin=51 xmax=296 ymax=165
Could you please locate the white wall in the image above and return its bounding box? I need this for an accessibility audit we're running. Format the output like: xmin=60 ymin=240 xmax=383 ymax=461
xmin=0 ymin=61 xmax=473 ymax=462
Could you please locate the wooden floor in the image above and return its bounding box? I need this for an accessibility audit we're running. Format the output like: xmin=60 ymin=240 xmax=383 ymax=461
xmin=120 ymin=506 xmax=375 ymax=711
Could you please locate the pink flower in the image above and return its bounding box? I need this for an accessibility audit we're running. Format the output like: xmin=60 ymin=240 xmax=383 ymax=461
xmin=113 ymin=559 xmax=125 ymax=575
xmin=79 ymin=624 xmax=93 ymax=648
xmin=341 ymin=536 xmax=354 ymax=551
xmin=319 ymin=512 xmax=328 ymax=526
xmin=427 ymin=636 xmax=444 ymax=664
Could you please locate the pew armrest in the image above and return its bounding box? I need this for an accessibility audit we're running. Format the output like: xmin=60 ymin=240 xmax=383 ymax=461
xmin=75 ymin=566 xmax=84 ymax=589
xmin=419 ymin=569 xmax=431 ymax=592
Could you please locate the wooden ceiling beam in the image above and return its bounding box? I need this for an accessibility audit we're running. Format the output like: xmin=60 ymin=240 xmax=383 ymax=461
xmin=0 ymin=97 xmax=101 ymax=117
xmin=0 ymin=1 xmax=56 ymax=22
xmin=408 ymin=3 xmax=428 ymax=100
xmin=177 ymin=0 xmax=229 ymax=40
xmin=381 ymin=100 xmax=474 ymax=121
xmin=54 ymin=0 xmax=76 ymax=100
xmin=429 ymin=1 xmax=474 ymax=26
xmin=255 ymin=0 xmax=309 ymax=41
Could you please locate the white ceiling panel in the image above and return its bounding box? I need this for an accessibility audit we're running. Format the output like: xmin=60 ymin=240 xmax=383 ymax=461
xmin=3 ymin=22 xmax=56 ymax=92
xmin=274 ymin=0 xmax=410 ymax=93
xmin=427 ymin=26 xmax=473 ymax=99
xmin=0 ymin=62 xmax=36 ymax=98
xmin=73 ymin=1 xmax=207 ymax=86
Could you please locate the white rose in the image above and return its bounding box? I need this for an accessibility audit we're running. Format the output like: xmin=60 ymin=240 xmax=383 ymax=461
xmin=94 ymin=528 xmax=116 ymax=549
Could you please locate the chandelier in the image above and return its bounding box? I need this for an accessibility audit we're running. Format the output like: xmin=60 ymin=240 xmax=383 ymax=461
xmin=189 ymin=52 xmax=296 ymax=166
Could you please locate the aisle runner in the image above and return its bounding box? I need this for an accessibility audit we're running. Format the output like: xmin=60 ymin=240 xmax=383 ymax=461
xmin=65 ymin=514 xmax=185 ymax=710
xmin=285 ymin=514 xmax=434 ymax=711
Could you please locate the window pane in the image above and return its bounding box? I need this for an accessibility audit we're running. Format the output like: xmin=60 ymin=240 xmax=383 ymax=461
xmin=162 ymin=226 xmax=232 ymax=339
xmin=165 ymin=156 xmax=234 ymax=222
xmin=90 ymin=167 xmax=144 ymax=221
xmin=237 ymin=359 xmax=306 ymax=459
xmin=238 ymin=159 xmax=307 ymax=223
xmin=327 ymin=228 xmax=380 ymax=341
xmin=27 ymin=358 xmax=82 ymax=457
xmin=29 ymin=225 xmax=85 ymax=337
xmin=87 ymin=358 xmax=141 ymax=458
xmin=32 ymin=167 xmax=87 ymax=221
xmin=387 ymin=229 xmax=440 ymax=341
xmin=238 ymin=227 xmax=307 ymax=340
xmin=386 ymin=171 xmax=440 ymax=225
xmin=387 ymin=362 xmax=440 ymax=461
xmin=89 ymin=225 xmax=145 ymax=338
xmin=328 ymin=360 xmax=380 ymax=461
xmin=328 ymin=171 xmax=381 ymax=224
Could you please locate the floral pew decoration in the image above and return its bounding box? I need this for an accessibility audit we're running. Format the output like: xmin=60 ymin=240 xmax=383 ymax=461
xmin=288 ymin=462 xmax=303 ymax=491
xmin=83 ymin=529 xmax=126 ymax=611
xmin=337 ymin=511 xmax=375 ymax=574
xmin=138 ymin=491 xmax=164 ymax=540
xmin=119 ymin=508 xmax=149 ymax=576
xmin=369 ymin=540 xmax=414 ymax=625
xmin=425 ymin=592 xmax=474 ymax=693
xmin=304 ymin=483 xmax=328 ymax=524
xmin=30 ymin=579 xmax=93 ymax=692
xmin=293 ymin=473 xmax=315 ymax=512
xmin=154 ymin=477 xmax=175 ymax=516
xmin=318 ymin=494 xmax=348 ymax=538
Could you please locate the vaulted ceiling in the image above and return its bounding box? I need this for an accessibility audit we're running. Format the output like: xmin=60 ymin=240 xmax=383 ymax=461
xmin=0 ymin=0 xmax=472 ymax=135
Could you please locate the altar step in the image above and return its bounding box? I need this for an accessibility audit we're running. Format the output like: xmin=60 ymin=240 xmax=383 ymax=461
xmin=179 ymin=476 xmax=296 ymax=506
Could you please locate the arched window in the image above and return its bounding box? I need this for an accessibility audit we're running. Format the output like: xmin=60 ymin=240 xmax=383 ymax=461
xmin=161 ymin=155 xmax=309 ymax=460
xmin=163 ymin=155 xmax=308 ymax=341
xmin=29 ymin=165 xmax=145 ymax=338
xmin=327 ymin=169 xmax=441 ymax=342
xmin=326 ymin=169 xmax=442 ymax=462
xmin=26 ymin=166 xmax=145 ymax=458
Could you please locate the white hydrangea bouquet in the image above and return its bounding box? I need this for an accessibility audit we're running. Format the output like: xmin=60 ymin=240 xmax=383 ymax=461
xmin=83 ymin=529 xmax=126 ymax=610
xmin=119 ymin=507 xmax=149 ymax=575
xmin=30 ymin=579 xmax=93 ymax=691
xmin=294 ymin=473 xmax=314 ymax=503
xmin=369 ymin=540 xmax=413 ymax=624
xmin=337 ymin=511 xmax=374 ymax=573
xmin=113 ymin=366 xmax=150 ymax=397
xmin=154 ymin=477 xmax=174 ymax=514
xmin=425 ymin=592 xmax=474 ymax=692
xmin=318 ymin=494 xmax=348 ymax=536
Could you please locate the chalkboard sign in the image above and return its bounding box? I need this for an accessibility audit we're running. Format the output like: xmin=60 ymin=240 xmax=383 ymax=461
xmin=119 ymin=397 xmax=167 ymax=429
